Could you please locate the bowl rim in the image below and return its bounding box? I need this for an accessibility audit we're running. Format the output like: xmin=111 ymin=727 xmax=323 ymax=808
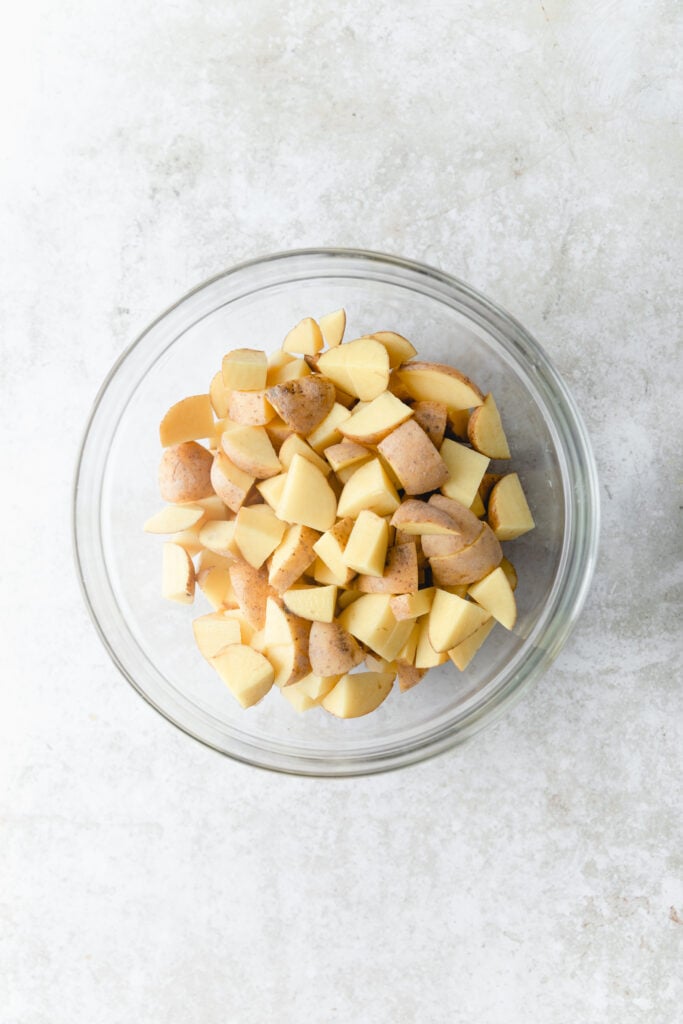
xmin=72 ymin=247 xmax=601 ymax=776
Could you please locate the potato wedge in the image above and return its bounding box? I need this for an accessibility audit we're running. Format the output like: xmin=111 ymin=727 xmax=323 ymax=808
xmin=468 ymin=566 xmax=517 ymax=629
xmin=411 ymin=401 xmax=447 ymax=448
xmin=357 ymin=543 xmax=418 ymax=595
xmin=339 ymin=391 xmax=413 ymax=445
xmin=282 ymin=317 xmax=324 ymax=356
xmin=428 ymin=522 xmax=502 ymax=586
xmin=321 ymin=671 xmax=394 ymax=719
xmin=162 ymin=543 xmax=195 ymax=603
xmin=307 ymin=614 xmax=366 ymax=679
xmin=414 ymin=617 xmax=448 ymax=669
xmin=222 ymin=348 xmax=267 ymax=391
xmin=342 ymin=510 xmax=389 ymax=577
xmin=439 ymin=439 xmax=490 ymax=507
xmin=210 ymin=452 xmax=255 ymax=513
xmin=192 ymin=612 xmax=242 ymax=659
xmin=467 ymin=392 xmax=511 ymax=459
xmin=312 ymin=518 xmax=356 ymax=585
xmin=209 ymin=371 xmax=230 ymax=418
xmin=268 ymin=524 xmax=319 ymax=594
xmin=228 ymin=561 xmax=272 ymax=630
xmin=420 ymin=497 xmax=482 ymax=557
xmin=279 ymin=682 xmax=318 ymax=712
xmin=262 ymin=599 xmax=311 ymax=685
xmin=266 ymin=356 xmax=311 ymax=387
xmin=234 ymin=504 xmax=287 ymax=569
xmin=159 ymin=394 xmax=214 ymax=447
xmin=276 ymin=454 xmax=337 ymax=532
xmin=306 ymin=402 xmax=351 ymax=452
xmin=317 ymin=337 xmax=390 ymax=400
xmin=500 ymin=556 xmax=518 ymax=592
xmin=487 ymin=473 xmax=535 ymax=540
xmin=256 ymin=472 xmax=288 ymax=510
xmin=266 ymin=376 xmax=336 ymax=435
xmin=283 ymin=584 xmax=337 ymax=623
xmin=144 ymin=503 xmax=206 ymax=534
xmin=221 ymin=425 xmax=281 ymax=480
xmin=397 ymin=664 xmax=428 ymax=692
xmin=390 ymin=499 xmax=459 ymax=536
xmin=448 ymin=408 xmax=470 ymax=439
xmin=159 ymin=442 xmax=214 ymax=503
xmin=428 ymin=589 xmax=491 ymax=652
xmin=370 ymin=330 xmax=417 ymax=367
xmin=278 ymin=433 xmax=331 ymax=476
xmin=337 ymin=459 xmax=400 ymax=518
xmin=389 ymin=587 xmax=435 ymax=621
xmin=377 ymin=419 xmax=449 ymax=495
xmin=447 ymin=618 xmax=496 ymax=671
xmin=298 ymin=671 xmax=342 ymax=701
xmin=396 ymin=361 xmax=483 ymax=410
xmin=211 ymin=644 xmax=274 ymax=708
xmin=323 ymin=441 xmax=372 ymax=480
xmin=196 ymin=567 xmax=237 ymax=610
xmin=318 ymin=308 xmax=346 ymax=348
xmin=198 ymin=519 xmax=240 ymax=558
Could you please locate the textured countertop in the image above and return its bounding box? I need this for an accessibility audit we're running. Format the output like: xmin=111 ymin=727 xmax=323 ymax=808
xmin=3 ymin=2 xmax=681 ymax=1021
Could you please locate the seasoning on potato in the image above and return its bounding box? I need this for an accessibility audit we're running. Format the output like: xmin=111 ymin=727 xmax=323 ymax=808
xmin=146 ymin=309 xmax=535 ymax=716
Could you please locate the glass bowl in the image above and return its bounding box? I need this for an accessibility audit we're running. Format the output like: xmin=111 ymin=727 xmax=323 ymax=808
xmin=73 ymin=249 xmax=599 ymax=776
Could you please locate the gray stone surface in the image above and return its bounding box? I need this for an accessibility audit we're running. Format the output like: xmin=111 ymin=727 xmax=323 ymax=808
xmin=2 ymin=2 xmax=681 ymax=1021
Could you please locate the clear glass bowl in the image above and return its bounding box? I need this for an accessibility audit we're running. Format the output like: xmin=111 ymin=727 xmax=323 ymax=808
xmin=73 ymin=249 xmax=599 ymax=776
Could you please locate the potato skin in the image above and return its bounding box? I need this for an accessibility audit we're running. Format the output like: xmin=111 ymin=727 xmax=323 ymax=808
xmin=308 ymin=621 xmax=364 ymax=677
xmin=266 ymin=376 xmax=336 ymax=434
xmin=159 ymin=442 xmax=214 ymax=503
xmin=429 ymin=522 xmax=502 ymax=585
xmin=377 ymin=420 xmax=448 ymax=495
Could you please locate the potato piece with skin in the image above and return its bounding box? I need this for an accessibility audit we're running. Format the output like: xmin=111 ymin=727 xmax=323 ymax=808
xmin=268 ymin=524 xmax=319 ymax=594
xmin=229 ymin=561 xmax=273 ymax=630
xmin=420 ymin=498 xmax=482 ymax=557
xmin=414 ymin=617 xmax=448 ymax=669
xmin=222 ymin=348 xmax=267 ymax=391
xmin=264 ymin=419 xmax=293 ymax=453
xmin=342 ymin=510 xmax=389 ymax=577
xmin=429 ymin=522 xmax=502 ymax=586
xmin=467 ymin=392 xmax=511 ymax=459
xmin=317 ymin=337 xmax=390 ymax=401
xmin=280 ymin=683 xmax=318 ymax=712
xmin=324 ymin=441 xmax=371 ymax=478
xmin=234 ymin=504 xmax=287 ymax=569
xmin=378 ymin=419 xmax=449 ymax=495
xmin=318 ymin=309 xmax=346 ymax=348
xmin=500 ymin=556 xmax=518 ymax=592
xmin=479 ymin=472 xmax=504 ymax=506
xmin=197 ymin=567 xmax=238 ymax=611
xmin=282 ymin=317 xmax=324 ymax=356
xmin=278 ymin=433 xmax=331 ymax=476
xmin=283 ymin=584 xmax=337 ymax=623
xmin=390 ymin=587 xmax=435 ymax=621
xmin=144 ymin=503 xmax=205 ymax=534
xmin=162 ymin=543 xmax=195 ymax=603
xmin=198 ymin=519 xmax=240 ymax=558
xmin=396 ymin=361 xmax=484 ymax=411
xmin=370 ymin=331 xmax=417 ymax=367
xmin=262 ymin=600 xmax=311 ymax=686
xmin=337 ymin=459 xmax=400 ymax=519
xmin=468 ymin=566 xmax=517 ymax=629
xmin=227 ymin=389 xmax=275 ymax=426
xmin=297 ymin=672 xmax=341 ymax=701
xmin=397 ymin=664 xmax=428 ymax=692
xmin=339 ymin=391 xmax=413 ymax=445
xmin=337 ymin=594 xmax=412 ymax=661
xmin=159 ymin=395 xmax=214 ymax=447
xmin=448 ymin=618 xmax=496 ymax=671
xmin=266 ymin=357 xmax=311 ymax=387
xmin=411 ymin=401 xmax=447 ymax=448
xmin=209 ymin=371 xmax=230 ymax=418
xmin=439 ymin=439 xmax=490 ymax=507
xmin=448 ymin=408 xmax=471 ymax=440
xmin=387 ymin=368 xmax=413 ymax=401
xmin=322 ymin=671 xmax=394 ymax=719
xmin=221 ymin=425 xmax=281 ymax=480
xmin=487 ymin=473 xmax=535 ymax=540
xmin=159 ymin=442 xmax=214 ymax=503
xmin=211 ymin=644 xmax=274 ymax=708
xmin=310 ymin=556 xmax=349 ymax=587
xmin=390 ymin=499 xmax=460 ymax=536
xmin=192 ymin=612 xmax=242 ymax=659
xmin=210 ymin=452 xmax=255 ymax=513
xmin=337 ymin=588 xmax=362 ymax=610
xmin=357 ymin=543 xmax=419 ymax=595
xmin=312 ymin=518 xmax=356 ymax=585
xmin=306 ymin=402 xmax=351 ymax=452
xmin=276 ymin=454 xmax=337 ymax=532
xmin=256 ymin=472 xmax=287 ymax=510
xmin=266 ymin=376 xmax=336 ymax=435
xmin=470 ymin=492 xmax=486 ymax=518
xmin=428 ymin=589 xmax=492 ymax=652
xmin=396 ymin=621 xmax=420 ymax=664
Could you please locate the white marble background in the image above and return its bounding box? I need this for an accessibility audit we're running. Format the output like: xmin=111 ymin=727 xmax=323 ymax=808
xmin=2 ymin=2 xmax=682 ymax=1021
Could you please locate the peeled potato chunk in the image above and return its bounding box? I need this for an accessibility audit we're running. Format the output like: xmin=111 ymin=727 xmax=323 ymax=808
xmin=211 ymin=644 xmax=274 ymax=708
xmin=339 ymin=391 xmax=413 ymax=445
xmin=337 ymin=459 xmax=400 ymax=518
xmin=439 ymin=439 xmax=490 ymax=508
xmin=276 ymin=454 xmax=337 ymax=532
xmin=370 ymin=330 xmax=417 ymax=367
xmin=144 ymin=504 xmax=205 ymax=534
xmin=283 ymin=584 xmax=337 ymax=623
xmin=321 ymin=671 xmax=394 ymax=719
xmin=487 ymin=473 xmax=535 ymax=541
xmin=468 ymin=566 xmax=517 ymax=630
xmin=234 ymin=504 xmax=287 ymax=569
xmin=192 ymin=613 xmax=242 ymax=659
xmin=159 ymin=394 xmax=214 ymax=447
xmin=395 ymin=361 xmax=483 ymax=410
xmin=282 ymin=317 xmax=324 ymax=356
xmin=428 ymin=589 xmax=491 ymax=652
xmin=306 ymin=402 xmax=351 ymax=452
xmin=390 ymin=587 xmax=435 ymax=621
xmin=222 ymin=348 xmax=267 ymax=391
xmin=467 ymin=392 xmax=511 ymax=459
xmin=312 ymin=518 xmax=356 ymax=585
xmin=221 ymin=425 xmax=281 ymax=480
xmin=162 ymin=542 xmax=195 ymax=603
xmin=317 ymin=337 xmax=390 ymax=401
xmin=318 ymin=308 xmax=346 ymax=348
xmin=448 ymin=618 xmax=496 ymax=671
xmin=342 ymin=510 xmax=389 ymax=577
xmin=278 ymin=433 xmax=331 ymax=476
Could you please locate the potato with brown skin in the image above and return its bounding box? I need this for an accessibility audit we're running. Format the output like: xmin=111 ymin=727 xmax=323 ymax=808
xmin=377 ymin=420 xmax=449 ymax=495
xmin=268 ymin=524 xmax=320 ymax=594
xmin=428 ymin=522 xmax=502 ymax=586
xmin=478 ymin=473 xmax=504 ymax=506
xmin=266 ymin=376 xmax=336 ymax=434
xmin=159 ymin=442 xmax=214 ymax=503
xmin=395 ymin=361 xmax=484 ymax=410
xmin=357 ymin=543 xmax=419 ymax=595
xmin=390 ymin=499 xmax=460 ymax=536
xmin=397 ymin=664 xmax=428 ymax=693
xmin=210 ymin=452 xmax=255 ymax=513
xmin=411 ymin=401 xmax=447 ymax=448
xmin=308 ymin=620 xmax=365 ymax=677
xmin=420 ymin=496 xmax=483 ymax=557
xmin=228 ymin=560 xmax=275 ymax=630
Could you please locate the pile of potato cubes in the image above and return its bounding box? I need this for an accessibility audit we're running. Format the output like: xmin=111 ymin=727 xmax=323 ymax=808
xmin=145 ymin=310 xmax=535 ymax=717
